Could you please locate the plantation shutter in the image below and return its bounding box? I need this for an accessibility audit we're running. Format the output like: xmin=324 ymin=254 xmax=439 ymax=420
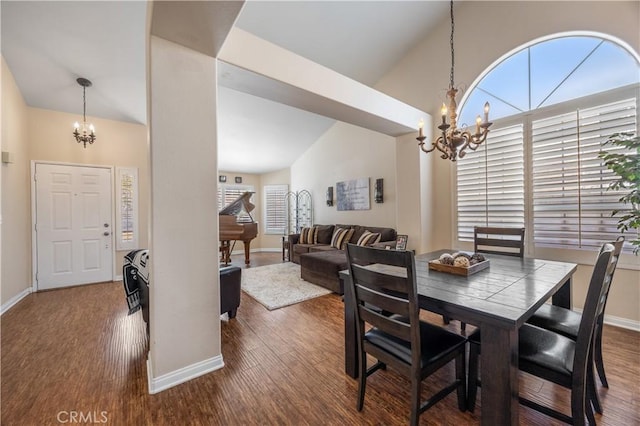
xmin=264 ymin=184 xmax=288 ymax=234
xmin=457 ymin=124 xmax=525 ymax=241
xmin=532 ymin=98 xmax=637 ymax=249
xmin=217 ymin=185 xmax=254 ymax=223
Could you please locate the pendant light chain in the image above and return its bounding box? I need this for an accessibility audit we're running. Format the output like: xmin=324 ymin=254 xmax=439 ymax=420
xmin=449 ymin=0 xmax=455 ymax=90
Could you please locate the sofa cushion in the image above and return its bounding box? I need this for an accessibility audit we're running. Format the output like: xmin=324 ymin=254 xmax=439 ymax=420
xmin=331 ymin=227 xmax=355 ymax=249
xmin=309 ymin=245 xmax=337 ymax=253
xmin=300 ymin=251 xmax=348 ymax=275
xmin=294 ymin=244 xmax=312 ymax=256
xmin=314 ymin=224 xmax=335 ymax=245
xmin=357 ymin=230 xmax=381 ymax=246
xmin=338 ymin=224 xmax=396 ymax=244
xmin=299 ymin=226 xmax=318 ymax=244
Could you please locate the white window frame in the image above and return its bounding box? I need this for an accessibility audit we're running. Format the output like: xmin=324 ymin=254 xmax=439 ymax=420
xmin=115 ymin=167 xmax=138 ymax=251
xmin=263 ymin=184 xmax=289 ymax=235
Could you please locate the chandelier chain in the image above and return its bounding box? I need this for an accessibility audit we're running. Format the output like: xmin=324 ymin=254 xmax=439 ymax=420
xmin=449 ymin=0 xmax=455 ymax=89
xmin=82 ymin=86 xmax=87 ymax=122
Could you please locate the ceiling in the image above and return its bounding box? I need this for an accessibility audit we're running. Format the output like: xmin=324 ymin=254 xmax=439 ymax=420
xmin=1 ymin=1 xmax=449 ymax=174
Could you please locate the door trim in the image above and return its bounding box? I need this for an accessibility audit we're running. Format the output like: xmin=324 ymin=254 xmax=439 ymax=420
xmin=31 ymin=161 xmax=116 ymax=291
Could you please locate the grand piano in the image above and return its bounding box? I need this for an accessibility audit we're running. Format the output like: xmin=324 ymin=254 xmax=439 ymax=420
xmin=219 ymin=191 xmax=258 ymax=265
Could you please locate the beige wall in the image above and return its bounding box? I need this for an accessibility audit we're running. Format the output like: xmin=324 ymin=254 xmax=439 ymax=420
xmin=1 ymin=57 xmax=31 ymax=306
xmin=291 ymin=121 xmax=397 ymax=231
xmin=0 ymin=57 xmax=149 ymax=308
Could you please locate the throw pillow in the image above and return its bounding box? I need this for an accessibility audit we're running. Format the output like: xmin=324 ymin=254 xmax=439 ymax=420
xmin=356 ymin=230 xmax=381 ymax=246
xmin=331 ymin=227 xmax=355 ymax=250
xmin=299 ymin=226 xmax=318 ymax=244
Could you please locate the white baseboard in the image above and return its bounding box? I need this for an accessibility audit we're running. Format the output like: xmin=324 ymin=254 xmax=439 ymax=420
xmin=147 ymin=354 xmax=224 ymax=394
xmin=230 ymin=247 xmax=281 ymax=255
xmin=1 ymin=288 xmax=32 ymax=315
xmin=573 ymin=307 xmax=640 ymax=332
xmin=114 ymin=274 xmax=123 ymax=281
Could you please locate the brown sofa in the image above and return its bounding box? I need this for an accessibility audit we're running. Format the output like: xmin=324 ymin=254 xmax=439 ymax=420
xmin=288 ymin=224 xmax=397 ymax=294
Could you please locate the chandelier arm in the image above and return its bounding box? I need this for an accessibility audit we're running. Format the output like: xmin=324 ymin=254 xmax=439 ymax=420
xmin=419 ymin=141 xmax=438 ymax=154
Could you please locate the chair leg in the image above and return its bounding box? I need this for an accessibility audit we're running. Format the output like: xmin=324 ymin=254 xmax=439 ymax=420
xmin=357 ymin=351 xmax=367 ymax=411
xmin=455 ymin=352 xmax=467 ymax=411
xmin=410 ymin=377 xmax=421 ymax=426
xmin=571 ymin=382 xmax=587 ymax=426
xmin=594 ymin=321 xmax=608 ymax=388
xmin=587 ymin=355 xmax=603 ymax=414
xmin=467 ymin=342 xmax=480 ymax=413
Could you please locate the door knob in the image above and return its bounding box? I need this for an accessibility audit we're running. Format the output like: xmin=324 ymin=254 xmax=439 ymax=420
xmin=103 ymin=231 xmax=110 ymax=236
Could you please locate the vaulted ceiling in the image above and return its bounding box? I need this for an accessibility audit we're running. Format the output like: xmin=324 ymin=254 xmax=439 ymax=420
xmin=1 ymin=1 xmax=449 ymax=173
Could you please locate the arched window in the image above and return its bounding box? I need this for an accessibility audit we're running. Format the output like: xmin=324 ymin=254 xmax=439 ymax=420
xmin=456 ymin=33 xmax=639 ymax=255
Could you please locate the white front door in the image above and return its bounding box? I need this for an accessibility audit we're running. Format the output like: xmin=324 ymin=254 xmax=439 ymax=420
xmin=35 ymin=163 xmax=113 ymax=290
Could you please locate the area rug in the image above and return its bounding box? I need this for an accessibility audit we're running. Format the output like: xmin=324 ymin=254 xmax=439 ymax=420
xmin=241 ymin=262 xmax=331 ymax=310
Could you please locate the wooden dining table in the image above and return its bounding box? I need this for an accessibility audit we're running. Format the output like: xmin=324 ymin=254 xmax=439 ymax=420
xmin=340 ymin=249 xmax=578 ymax=426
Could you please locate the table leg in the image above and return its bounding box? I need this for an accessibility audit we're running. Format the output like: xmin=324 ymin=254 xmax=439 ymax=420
xmin=342 ymin=275 xmax=358 ymax=378
xmin=479 ymin=325 xmax=519 ymax=426
xmin=552 ymin=276 xmax=572 ymax=309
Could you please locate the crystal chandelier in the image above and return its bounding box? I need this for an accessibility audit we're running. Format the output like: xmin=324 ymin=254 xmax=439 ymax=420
xmin=416 ymin=0 xmax=492 ymax=161
xmin=72 ymin=77 xmax=96 ymax=148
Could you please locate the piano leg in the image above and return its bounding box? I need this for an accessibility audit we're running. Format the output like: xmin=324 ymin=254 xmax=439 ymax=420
xmin=220 ymin=240 xmax=231 ymax=265
xmin=243 ymin=240 xmax=251 ymax=265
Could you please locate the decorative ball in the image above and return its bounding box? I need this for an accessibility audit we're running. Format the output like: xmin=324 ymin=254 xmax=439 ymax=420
xmin=454 ymin=252 xmax=471 ymax=260
xmin=439 ymin=253 xmax=455 ymax=265
xmin=470 ymin=253 xmax=486 ymax=264
xmin=453 ymin=256 xmax=470 ymax=268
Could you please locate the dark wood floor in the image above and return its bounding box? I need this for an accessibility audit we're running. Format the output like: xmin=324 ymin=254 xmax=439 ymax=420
xmin=2 ymin=252 xmax=639 ymax=425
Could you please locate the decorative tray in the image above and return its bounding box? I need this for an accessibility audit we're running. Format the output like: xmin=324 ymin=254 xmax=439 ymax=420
xmin=428 ymin=258 xmax=490 ymax=276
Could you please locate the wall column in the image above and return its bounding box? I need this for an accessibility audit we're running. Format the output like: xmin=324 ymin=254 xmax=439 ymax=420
xmin=147 ymin=35 xmax=221 ymax=392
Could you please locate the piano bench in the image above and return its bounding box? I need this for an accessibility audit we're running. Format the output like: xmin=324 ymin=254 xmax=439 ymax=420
xmin=220 ymin=266 xmax=242 ymax=319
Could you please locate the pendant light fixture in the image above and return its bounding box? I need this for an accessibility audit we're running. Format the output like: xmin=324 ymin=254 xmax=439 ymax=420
xmin=416 ymin=0 xmax=492 ymax=161
xmin=72 ymin=77 xmax=96 ymax=148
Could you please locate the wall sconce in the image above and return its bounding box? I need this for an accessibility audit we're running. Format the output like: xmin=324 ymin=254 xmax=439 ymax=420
xmin=374 ymin=178 xmax=384 ymax=203
xmin=326 ymin=187 xmax=334 ymax=206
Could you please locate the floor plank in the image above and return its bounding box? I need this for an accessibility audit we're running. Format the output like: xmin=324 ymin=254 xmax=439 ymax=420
xmin=2 ymin=252 xmax=639 ymax=425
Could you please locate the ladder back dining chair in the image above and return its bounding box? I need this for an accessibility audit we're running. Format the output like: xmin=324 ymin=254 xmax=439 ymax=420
xmin=467 ymin=242 xmax=616 ymax=425
xmin=345 ymin=243 xmax=468 ymax=426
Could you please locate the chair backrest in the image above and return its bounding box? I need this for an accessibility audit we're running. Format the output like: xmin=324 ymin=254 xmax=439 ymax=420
xmin=345 ymin=244 xmax=420 ymax=365
xmin=474 ymin=226 xmax=525 ymax=257
xmin=574 ymin=243 xmax=616 ymax=382
xmin=597 ymin=236 xmax=624 ymax=319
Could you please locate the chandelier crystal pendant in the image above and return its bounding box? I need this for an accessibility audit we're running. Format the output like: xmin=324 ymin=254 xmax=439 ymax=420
xmin=72 ymin=77 xmax=96 ymax=148
xmin=417 ymin=0 xmax=492 ymax=161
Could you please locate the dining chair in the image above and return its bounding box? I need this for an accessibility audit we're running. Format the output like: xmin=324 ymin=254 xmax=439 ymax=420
xmin=345 ymin=243 xmax=467 ymax=426
xmin=445 ymin=226 xmax=526 ymax=332
xmin=474 ymin=226 xmax=526 ymax=257
xmin=527 ymin=236 xmax=624 ymax=414
xmin=467 ymin=242 xmax=616 ymax=425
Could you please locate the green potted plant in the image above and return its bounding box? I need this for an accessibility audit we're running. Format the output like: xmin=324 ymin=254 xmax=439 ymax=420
xmin=599 ymin=132 xmax=640 ymax=254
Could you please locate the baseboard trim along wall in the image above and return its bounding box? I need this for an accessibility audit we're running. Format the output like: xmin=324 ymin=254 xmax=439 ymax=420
xmin=1 ymin=288 xmax=32 ymax=315
xmin=573 ymin=307 xmax=640 ymax=332
xmin=147 ymin=354 xmax=225 ymax=394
